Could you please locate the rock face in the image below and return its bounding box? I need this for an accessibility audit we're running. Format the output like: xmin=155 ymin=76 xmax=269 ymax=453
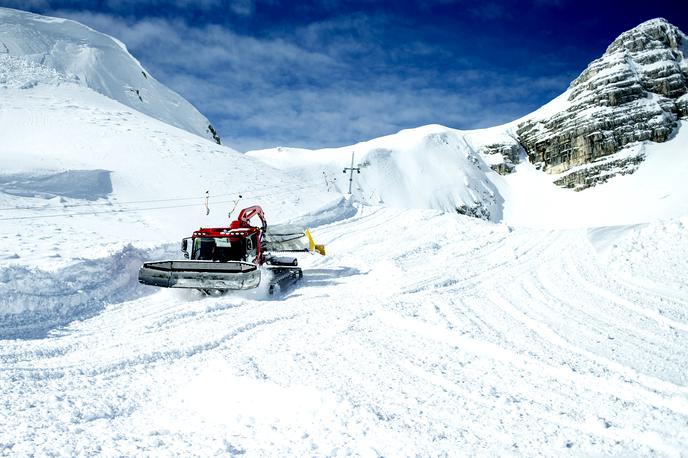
xmin=479 ymin=143 xmax=521 ymax=175
xmin=517 ymin=18 xmax=688 ymax=187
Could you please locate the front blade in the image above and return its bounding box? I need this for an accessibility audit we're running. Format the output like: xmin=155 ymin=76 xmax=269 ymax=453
xmin=138 ymin=260 xmax=261 ymax=290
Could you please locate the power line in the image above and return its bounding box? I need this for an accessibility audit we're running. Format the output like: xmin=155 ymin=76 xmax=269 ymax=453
xmin=0 ymin=181 xmax=323 ymax=222
xmin=0 ymin=199 xmax=237 ymax=221
xmin=0 ymin=192 xmax=245 ymax=212
xmin=0 ymin=177 xmax=323 ymax=213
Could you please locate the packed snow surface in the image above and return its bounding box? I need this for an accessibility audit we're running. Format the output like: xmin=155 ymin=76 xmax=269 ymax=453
xmin=2 ymin=206 xmax=687 ymax=455
xmin=1 ymin=8 xmax=688 ymax=456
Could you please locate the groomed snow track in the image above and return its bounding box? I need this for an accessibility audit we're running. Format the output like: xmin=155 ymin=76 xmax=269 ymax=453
xmin=1 ymin=208 xmax=687 ymax=456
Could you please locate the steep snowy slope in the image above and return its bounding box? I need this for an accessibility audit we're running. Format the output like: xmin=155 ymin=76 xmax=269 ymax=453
xmin=0 ymin=7 xmax=220 ymax=143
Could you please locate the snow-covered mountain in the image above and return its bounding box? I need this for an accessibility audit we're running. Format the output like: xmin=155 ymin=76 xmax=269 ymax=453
xmin=249 ymin=18 xmax=688 ymax=226
xmin=0 ymin=7 xmax=337 ymax=271
xmin=0 ymin=7 xmax=221 ymax=143
xmin=1 ymin=10 xmax=688 ymax=456
xmin=0 ymin=81 xmax=335 ymax=269
xmin=248 ymin=124 xmax=514 ymax=221
xmin=518 ymin=18 xmax=688 ymax=188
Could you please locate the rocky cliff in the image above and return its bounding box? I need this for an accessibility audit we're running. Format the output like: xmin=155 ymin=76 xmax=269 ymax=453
xmin=517 ymin=18 xmax=688 ymax=190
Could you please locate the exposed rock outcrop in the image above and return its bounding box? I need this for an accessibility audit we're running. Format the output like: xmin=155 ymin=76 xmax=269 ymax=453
xmin=553 ymin=149 xmax=646 ymax=191
xmin=517 ymin=18 xmax=688 ymax=179
xmin=479 ymin=143 xmax=521 ymax=175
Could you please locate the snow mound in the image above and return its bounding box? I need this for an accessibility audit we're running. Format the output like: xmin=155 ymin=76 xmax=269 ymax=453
xmin=249 ymin=125 xmax=513 ymax=222
xmin=0 ymin=244 xmax=174 ymax=340
xmin=0 ymin=7 xmax=218 ymax=142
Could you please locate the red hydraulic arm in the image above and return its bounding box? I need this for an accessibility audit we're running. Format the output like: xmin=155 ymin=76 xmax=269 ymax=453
xmin=230 ymin=205 xmax=267 ymax=232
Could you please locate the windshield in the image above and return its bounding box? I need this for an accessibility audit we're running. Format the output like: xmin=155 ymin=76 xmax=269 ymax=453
xmin=192 ymin=237 xmax=246 ymax=262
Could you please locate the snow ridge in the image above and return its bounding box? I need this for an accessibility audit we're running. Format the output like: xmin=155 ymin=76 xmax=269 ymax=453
xmin=0 ymin=7 xmax=219 ymax=143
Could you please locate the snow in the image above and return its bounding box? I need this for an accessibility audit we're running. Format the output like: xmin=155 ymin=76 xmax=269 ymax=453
xmin=1 ymin=8 xmax=688 ymax=457
xmin=494 ymin=121 xmax=688 ymax=228
xmin=0 ymin=7 xmax=217 ymax=142
xmin=2 ymin=207 xmax=688 ymax=455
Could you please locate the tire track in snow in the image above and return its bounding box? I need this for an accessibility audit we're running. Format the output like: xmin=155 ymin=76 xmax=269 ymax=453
xmin=528 ymin=232 xmax=688 ymax=386
xmin=3 ymin=208 xmax=688 ymax=455
xmin=567 ymin=253 xmax=688 ymax=333
xmin=377 ymin=309 xmax=687 ymax=455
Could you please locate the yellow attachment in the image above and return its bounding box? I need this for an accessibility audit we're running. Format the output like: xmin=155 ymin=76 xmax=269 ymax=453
xmin=305 ymin=229 xmax=326 ymax=256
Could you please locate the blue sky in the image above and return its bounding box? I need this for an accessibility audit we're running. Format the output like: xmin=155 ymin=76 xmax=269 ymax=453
xmin=2 ymin=0 xmax=687 ymax=151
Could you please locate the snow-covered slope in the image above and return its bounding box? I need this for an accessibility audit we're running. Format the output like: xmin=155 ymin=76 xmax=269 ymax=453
xmin=2 ymin=207 xmax=687 ymax=455
xmin=249 ymin=124 xmax=518 ymax=222
xmin=0 ymin=82 xmax=334 ymax=269
xmin=0 ymin=7 xmax=220 ymax=143
xmin=1 ymin=10 xmax=688 ymax=457
xmin=248 ymin=117 xmax=688 ymax=228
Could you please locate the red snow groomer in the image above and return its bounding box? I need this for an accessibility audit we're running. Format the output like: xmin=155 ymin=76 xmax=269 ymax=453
xmin=138 ymin=205 xmax=325 ymax=294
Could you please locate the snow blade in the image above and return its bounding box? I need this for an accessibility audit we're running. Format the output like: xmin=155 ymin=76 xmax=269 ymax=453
xmin=138 ymin=260 xmax=261 ymax=290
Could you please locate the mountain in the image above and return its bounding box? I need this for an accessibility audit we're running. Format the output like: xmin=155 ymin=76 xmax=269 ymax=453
xmin=0 ymin=8 xmax=336 ymax=271
xmin=248 ymin=124 xmax=512 ymax=221
xmin=0 ymin=7 xmax=221 ymax=143
xmin=1 ymin=10 xmax=688 ymax=456
xmin=248 ymin=18 xmax=688 ymax=225
xmin=517 ymin=18 xmax=688 ymax=189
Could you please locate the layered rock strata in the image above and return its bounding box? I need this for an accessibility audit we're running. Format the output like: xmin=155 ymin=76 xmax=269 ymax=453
xmin=517 ymin=18 xmax=688 ymax=179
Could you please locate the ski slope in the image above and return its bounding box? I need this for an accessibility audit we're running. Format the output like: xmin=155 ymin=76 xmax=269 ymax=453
xmin=0 ymin=82 xmax=334 ymax=270
xmin=2 ymin=8 xmax=688 ymax=456
xmin=1 ymin=205 xmax=687 ymax=455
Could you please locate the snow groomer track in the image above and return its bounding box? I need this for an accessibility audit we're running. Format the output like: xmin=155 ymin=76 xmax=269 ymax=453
xmin=2 ymin=207 xmax=687 ymax=456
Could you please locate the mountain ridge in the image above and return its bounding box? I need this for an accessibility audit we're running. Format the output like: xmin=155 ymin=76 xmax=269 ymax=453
xmin=517 ymin=17 xmax=687 ymax=186
xmin=0 ymin=7 xmax=221 ymax=144
xmin=249 ymin=17 xmax=688 ymax=222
